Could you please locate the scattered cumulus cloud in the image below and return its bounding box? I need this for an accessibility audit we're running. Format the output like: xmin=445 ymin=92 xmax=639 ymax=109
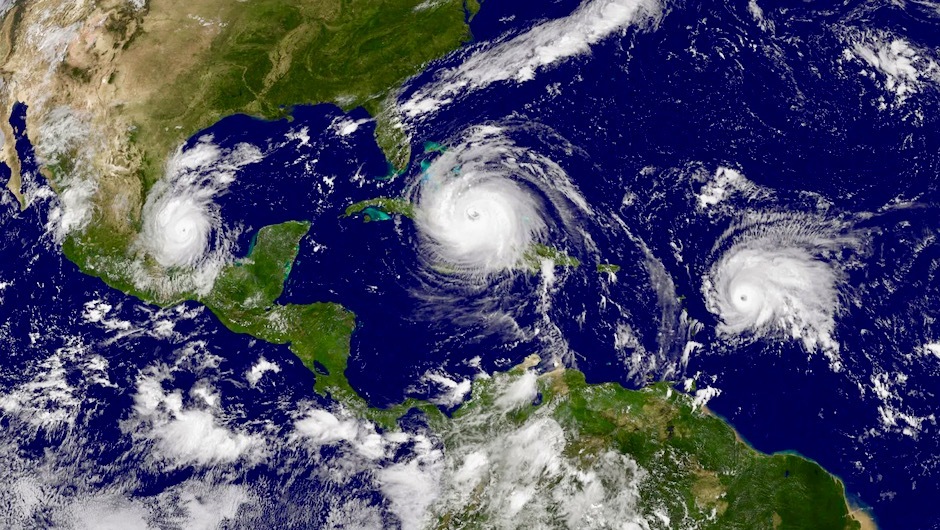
xmin=246 ymin=357 xmax=281 ymax=386
xmin=128 ymin=365 xmax=263 ymax=468
xmin=845 ymin=33 xmax=940 ymax=108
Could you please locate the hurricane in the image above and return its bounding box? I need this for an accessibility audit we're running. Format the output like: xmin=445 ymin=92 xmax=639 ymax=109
xmin=403 ymin=124 xmax=614 ymax=371
xmin=403 ymin=124 xmax=689 ymax=379
xmin=142 ymin=194 xmax=217 ymax=268
xmin=703 ymin=213 xmax=862 ymax=359
xmin=414 ymin=163 xmax=546 ymax=274
xmin=410 ymin=125 xmax=590 ymax=279
xmin=135 ymin=138 xmax=262 ymax=296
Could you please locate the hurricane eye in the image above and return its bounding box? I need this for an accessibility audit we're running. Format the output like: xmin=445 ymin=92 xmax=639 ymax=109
xmin=411 ymin=131 xmax=568 ymax=277
xmin=704 ymin=233 xmax=846 ymax=355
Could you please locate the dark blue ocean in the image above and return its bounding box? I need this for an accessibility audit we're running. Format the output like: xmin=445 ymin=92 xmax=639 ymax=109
xmin=2 ymin=0 xmax=940 ymax=527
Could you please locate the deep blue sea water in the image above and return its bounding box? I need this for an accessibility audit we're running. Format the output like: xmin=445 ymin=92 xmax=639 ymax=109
xmin=2 ymin=0 xmax=940 ymax=527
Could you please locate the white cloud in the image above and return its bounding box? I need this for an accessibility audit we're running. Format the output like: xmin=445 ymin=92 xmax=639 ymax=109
xmin=430 ymin=395 xmax=648 ymax=529
xmin=697 ymin=166 xmax=762 ymax=209
xmin=846 ymin=34 xmax=940 ymax=107
xmin=130 ymin=368 xmax=262 ymax=467
xmin=378 ymin=435 xmax=443 ymax=530
xmin=692 ymin=386 xmax=721 ymax=411
xmin=421 ymin=371 xmax=472 ymax=407
xmin=323 ymin=498 xmax=384 ymax=530
xmin=65 ymin=496 xmax=151 ymax=530
xmin=174 ymin=484 xmax=250 ymax=530
xmin=294 ymin=409 xmax=360 ymax=445
xmin=82 ymin=299 xmax=132 ymax=331
xmin=870 ymin=370 xmax=937 ymax=438
xmin=0 ymin=0 xmax=16 ymax=20
xmin=0 ymin=340 xmax=108 ymax=432
xmin=331 ymin=116 xmax=371 ymax=136
xmin=923 ymin=342 xmax=940 ymax=359
xmin=401 ymin=0 xmax=662 ymax=116
xmin=26 ymin=19 xmax=80 ymax=68
xmin=494 ymin=370 xmax=538 ymax=411
xmin=409 ymin=125 xmax=591 ymax=280
xmin=133 ymin=137 xmax=262 ymax=297
xmin=703 ymin=214 xmax=861 ymax=365
xmin=139 ymin=138 xmax=259 ymax=267
xmin=33 ymin=106 xmax=99 ymax=239
xmin=246 ymin=357 xmax=281 ymax=386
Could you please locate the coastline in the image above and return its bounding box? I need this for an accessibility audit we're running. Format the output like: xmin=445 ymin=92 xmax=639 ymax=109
xmin=847 ymin=501 xmax=878 ymax=530
xmin=703 ymin=405 xmax=877 ymax=529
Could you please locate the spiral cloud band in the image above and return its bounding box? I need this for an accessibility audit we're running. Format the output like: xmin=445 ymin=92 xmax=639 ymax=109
xmin=411 ymin=126 xmax=588 ymax=278
xmin=708 ymin=246 xmax=839 ymax=349
xmin=136 ymin=138 xmax=262 ymax=294
xmin=143 ymin=195 xmax=217 ymax=268
xmin=416 ymin=167 xmax=546 ymax=273
xmin=703 ymin=216 xmax=858 ymax=356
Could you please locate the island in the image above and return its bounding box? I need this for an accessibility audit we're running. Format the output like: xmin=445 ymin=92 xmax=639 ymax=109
xmin=343 ymin=196 xmax=415 ymax=221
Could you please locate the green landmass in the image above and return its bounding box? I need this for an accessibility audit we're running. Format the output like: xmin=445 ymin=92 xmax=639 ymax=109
xmin=198 ymin=221 xmax=365 ymax=409
xmin=63 ymin=192 xmax=871 ymax=527
xmin=340 ymin=202 xmax=592 ymax=276
xmin=49 ymin=0 xmax=477 ymax=311
xmin=375 ymin=110 xmax=413 ymax=175
xmin=432 ymin=362 xmax=867 ymax=528
xmin=186 ymin=223 xmax=863 ymax=529
xmin=343 ymin=196 xmax=415 ymax=220
xmin=197 ymin=219 xmax=438 ymax=427
xmin=553 ymin=372 xmax=857 ymax=529
xmin=1 ymin=2 xmax=874 ymax=521
xmin=207 ymin=221 xmax=311 ymax=306
xmin=32 ymin=0 xmax=478 ymax=411
xmin=522 ymin=243 xmax=581 ymax=270
xmin=73 ymin=216 xmax=877 ymax=524
xmin=342 ymin=205 xmax=582 ymax=273
xmin=597 ymin=262 xmax=621 ymax=273
xmin=132 ymin=0 xmax=473 ymax=190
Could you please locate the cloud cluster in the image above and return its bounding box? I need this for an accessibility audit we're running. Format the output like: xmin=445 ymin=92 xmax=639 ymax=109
xmin=401 ymin=0 xmax=662 ymax=116
xmin=411 ymin=125 xmax=589 ymax=278
xmin=135 ymin=137 xmax=262 ymax=295
xmin=703 ymin=214 xmax=860 ymax=360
